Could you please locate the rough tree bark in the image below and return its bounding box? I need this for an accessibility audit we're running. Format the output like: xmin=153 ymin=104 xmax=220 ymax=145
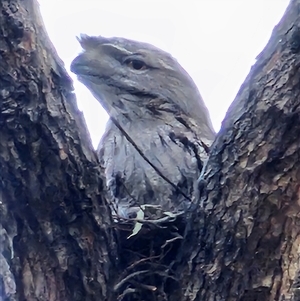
xmin=0 ymin=0 xmax=299 ymax=301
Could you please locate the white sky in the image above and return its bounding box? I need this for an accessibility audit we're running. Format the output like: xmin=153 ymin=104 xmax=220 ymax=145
xmin=39 ymin=0 xmax=289 ymax=148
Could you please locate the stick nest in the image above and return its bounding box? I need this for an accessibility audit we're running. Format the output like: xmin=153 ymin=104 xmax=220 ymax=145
xmin=113 ymin=205 xmax=190 ymax=301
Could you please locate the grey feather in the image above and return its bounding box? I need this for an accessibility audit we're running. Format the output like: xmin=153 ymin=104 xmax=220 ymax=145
xmin=71 ymin=35 xmax=215 ymax=218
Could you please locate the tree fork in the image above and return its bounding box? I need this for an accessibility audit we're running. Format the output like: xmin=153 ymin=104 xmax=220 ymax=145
xmin=1 ymin=0 xmax=300 ymax=301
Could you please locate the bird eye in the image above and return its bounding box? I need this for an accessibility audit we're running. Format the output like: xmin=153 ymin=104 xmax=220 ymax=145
xmin=126 ymin=59 xmax=147 ymax=70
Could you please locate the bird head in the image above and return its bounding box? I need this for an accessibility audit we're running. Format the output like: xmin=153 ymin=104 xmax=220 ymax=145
xmin=71 ymin=35 xmax=214 ymax=138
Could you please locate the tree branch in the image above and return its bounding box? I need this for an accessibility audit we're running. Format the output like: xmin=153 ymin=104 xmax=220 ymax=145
xmin=183 ymin=1 xmax=300 ymax=300
xmin=0 ymin=1 xmax=117 ymax=300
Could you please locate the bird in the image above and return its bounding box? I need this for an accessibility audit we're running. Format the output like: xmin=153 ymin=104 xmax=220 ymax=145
xmin=70 ymin=35 xmax=215 ymax=219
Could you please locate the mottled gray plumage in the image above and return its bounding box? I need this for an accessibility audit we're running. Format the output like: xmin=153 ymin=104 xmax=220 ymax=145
xmin=71 ymin=35 xmax=215 ymax=218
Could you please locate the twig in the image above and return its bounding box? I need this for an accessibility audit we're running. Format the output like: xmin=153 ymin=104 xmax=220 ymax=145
xmin=125 ymin=255 xmax=160 ymax=272
xmin=117 ymin=288 xmax=137 ymax=301
xmin=114 ymin=270 xmax=150 ymax=292
xmin=129 ymin=280 xmax=157 ymax=291
xmin=161 ymin=234 xmax=183 ymax=249
xmin=116 ymin=212 xmax=184 ymax=225
xmin=119 ymin=255 xmax=160 ymax=280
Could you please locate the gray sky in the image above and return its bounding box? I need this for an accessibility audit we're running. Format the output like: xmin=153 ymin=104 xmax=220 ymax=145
xmin=39 ymin=0 xmax=289 ymax=147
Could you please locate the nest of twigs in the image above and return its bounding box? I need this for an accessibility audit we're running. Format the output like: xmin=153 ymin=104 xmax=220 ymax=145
xmin=112 ymin=205 xmax=188 ymax=301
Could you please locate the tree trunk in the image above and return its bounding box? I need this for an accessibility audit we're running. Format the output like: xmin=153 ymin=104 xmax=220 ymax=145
xmin=0 ymin=0 xmax=299 ymax=301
